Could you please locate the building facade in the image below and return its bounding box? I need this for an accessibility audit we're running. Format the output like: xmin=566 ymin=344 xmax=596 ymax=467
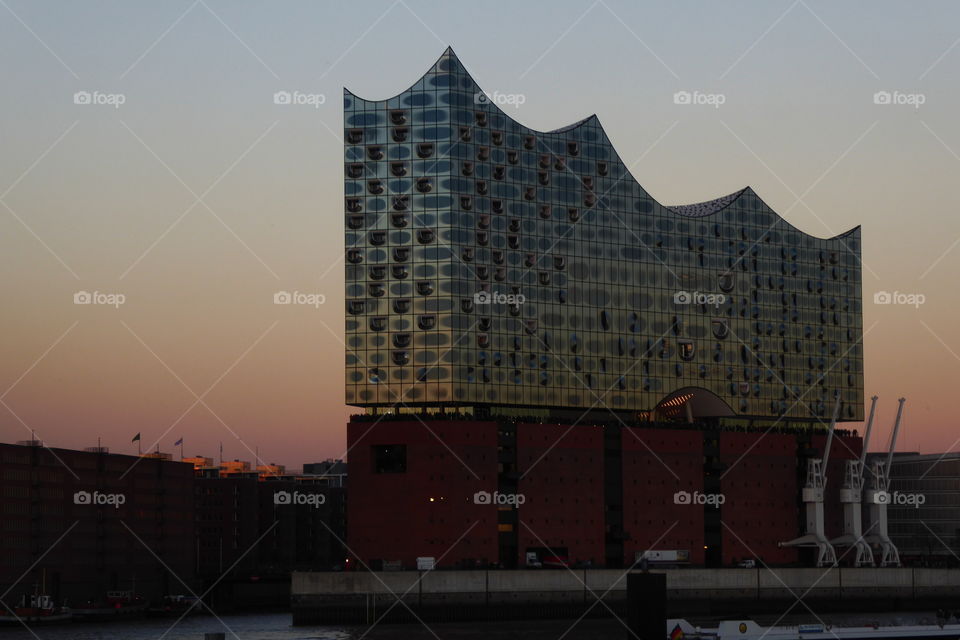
xmin=881 ymin=452 xmax=960 ymax=564
xmin=344 ymin=48 xmax=863 ymax=422
xmin=343 ymin=48 xmax=865 ymax=569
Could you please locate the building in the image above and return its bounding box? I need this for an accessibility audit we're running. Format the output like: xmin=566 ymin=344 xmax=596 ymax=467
xmin=881 ymin=452 xmax=960 ymax=564
xmin=0 ymin=442 xmax=195 ymax=605
xmin=343 ymin=48 xmax=865 ymax=570
xmin=302 ymin=459 xmax=348 ymax=487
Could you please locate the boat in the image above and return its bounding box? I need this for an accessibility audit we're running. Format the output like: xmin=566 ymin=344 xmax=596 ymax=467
xmin=146 ymin=594 xmax=203 ymax=617
xmin=71 ymin=590 xmax=147 ymax=621
xmin=667 ymin=618 xmax=960 ymax=640
xmin=0 ymin=593 xmax=71 ymax=625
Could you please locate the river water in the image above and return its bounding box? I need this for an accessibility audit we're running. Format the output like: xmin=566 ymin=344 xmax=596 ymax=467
xmin=0 ymin=611 xmax=947 ymax=640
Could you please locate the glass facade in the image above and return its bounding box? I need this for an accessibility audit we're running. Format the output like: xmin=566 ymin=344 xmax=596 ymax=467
xmin=344 ymin=48 xmax=864 ymax=421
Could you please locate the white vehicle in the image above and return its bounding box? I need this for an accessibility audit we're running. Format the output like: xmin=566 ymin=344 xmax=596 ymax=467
xmin=737 ymin=559 xmax=756 ymax=568
xmin=637 ymin=549 xmax=690 ymax=564
xmin=525 ymin=551 xmax=542 ymax=568
xmin=415 ymin=556 xmax=435 ymax=571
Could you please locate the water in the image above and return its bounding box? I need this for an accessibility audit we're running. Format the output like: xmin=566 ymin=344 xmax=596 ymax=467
xmin=0 ymin=612 xmax=946 ymax=640
xmin=0 ymin=614 xmax=631 ymax=640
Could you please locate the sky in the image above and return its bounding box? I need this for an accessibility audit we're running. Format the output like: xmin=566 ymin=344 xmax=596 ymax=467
xmin=1 ymin=0 xmax=959 ymax=469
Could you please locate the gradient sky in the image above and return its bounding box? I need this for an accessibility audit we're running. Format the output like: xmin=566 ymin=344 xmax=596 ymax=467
xmin=1 ymin=1 xmax=959 ymax=469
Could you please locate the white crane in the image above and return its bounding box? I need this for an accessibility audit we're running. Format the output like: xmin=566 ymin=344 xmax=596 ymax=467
xmin=780 ymin=395 xmax=841 ymax=567
xmin=830 ymin=395 xmax=877 ymax=567
xmin=864 ymin=397 xmax=905 ymax=567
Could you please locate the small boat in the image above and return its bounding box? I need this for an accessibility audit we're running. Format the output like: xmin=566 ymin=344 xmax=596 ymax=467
xmin=147 ymin=594 xmax=203 ymax=617
xmin=0 ymin=593 xmax=71 ymax=625
xmin=667 ymin=618 xmax=960 ymax=640
xmin=71 ymin=590 xmax=147 ymax=621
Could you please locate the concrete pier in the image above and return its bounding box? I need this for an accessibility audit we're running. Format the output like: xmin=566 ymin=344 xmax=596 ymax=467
xmin=291 ymin=568 xmax=960 ymax=625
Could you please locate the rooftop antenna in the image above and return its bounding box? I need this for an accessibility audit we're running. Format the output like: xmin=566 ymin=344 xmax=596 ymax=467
xmin=831 ymin=395 xmax=877 ymax=566
xmin=780 ymin=394 xmax=841 ymax=567
xmin=865 ymin=397 xmax=905 ymax=567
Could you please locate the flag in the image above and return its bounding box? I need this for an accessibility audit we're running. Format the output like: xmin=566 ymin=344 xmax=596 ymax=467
xmin=131 ymin=432 xmax=141 ymax=443
xmin=174 ymin=437 xmax=183 ymax=446
xmin=670 ymin=624 xmax=685 ymax=640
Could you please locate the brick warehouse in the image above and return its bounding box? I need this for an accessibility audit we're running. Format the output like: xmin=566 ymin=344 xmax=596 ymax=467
xmin=346 ymin=418 xmax=861 ymax=569
xmin=342 ymin=48 xmax=865 ymax=570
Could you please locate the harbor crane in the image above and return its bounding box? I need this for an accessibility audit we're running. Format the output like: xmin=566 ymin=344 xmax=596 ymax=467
xmin=864 ymin=397 xmax=906 ymax=567
xmin=780 ymin=394 xmax=841 ymax=567
xmin=830 ymin=395 xmax=878 ymax=567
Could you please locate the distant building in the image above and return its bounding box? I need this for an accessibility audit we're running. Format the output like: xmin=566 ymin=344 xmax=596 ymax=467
xmin=302 ymin=459 xmax=348 ymax=487
xmin=220 ymin=459 xmax=251 ymax=476
xmin=880 ymin=452 xmax=960 ymax=564
xmin=182 ymin=455 xmax=214 ymax=469
xmin=256 ymin=463 xmax=287 ymax=478
xmin=0 ymin=441 xmax=195 ymax=605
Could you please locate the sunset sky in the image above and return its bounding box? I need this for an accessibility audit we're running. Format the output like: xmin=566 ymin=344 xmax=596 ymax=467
xmin=2 ymin=1 xmax=959 ymax=468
